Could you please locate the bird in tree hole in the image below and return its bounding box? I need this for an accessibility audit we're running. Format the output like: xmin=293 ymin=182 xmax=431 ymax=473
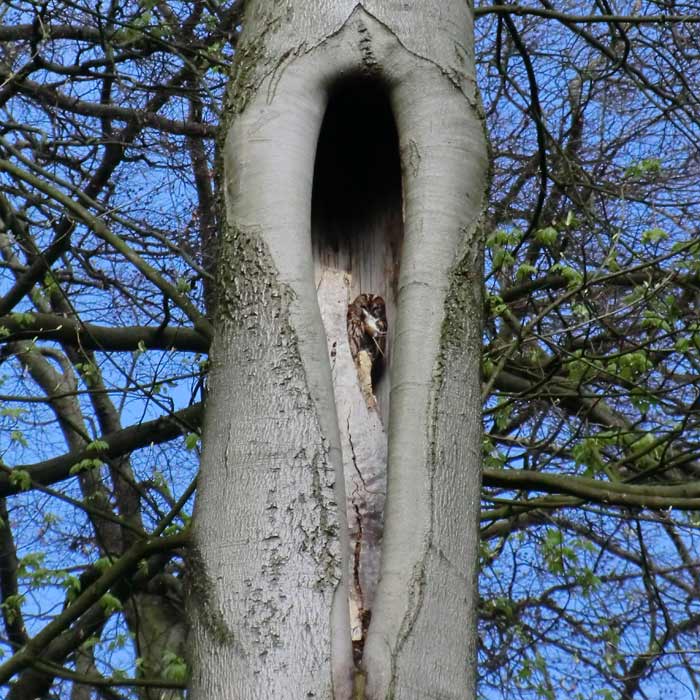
xmin=347 ymin=293 xmax=387 ymax=370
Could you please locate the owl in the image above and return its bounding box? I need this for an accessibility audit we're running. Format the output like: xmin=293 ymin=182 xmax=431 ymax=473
xmin=347 ymin=294 xmax=387 ymax=364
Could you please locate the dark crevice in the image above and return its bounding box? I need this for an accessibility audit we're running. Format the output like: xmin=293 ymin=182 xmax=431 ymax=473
xmin=312 ymin=75 xmax=402 ymax=239
xmin=311 ymin=75 xmax=403 ymax=671
xmin=312 ymin=74 xmax=403 ymax=410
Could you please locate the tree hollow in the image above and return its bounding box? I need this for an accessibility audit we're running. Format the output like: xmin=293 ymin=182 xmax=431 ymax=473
xmin=312 ymin=75 xmax=403 ymax=415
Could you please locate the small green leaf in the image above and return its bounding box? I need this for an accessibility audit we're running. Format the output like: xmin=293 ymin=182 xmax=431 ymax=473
xmin=75 ymin=361 xmax=99 ymax=387
xmin=624 ymin=157 xmax=661 ymax=179
xmin=494 ymin=399 xmax=511 ymax=430
xmin=18 ymin=552 xmax=46 ymax=576
xmin=176 ymin=277 xmax=192 ymax=294
xmin=575 ymin=567 xmax=601 ymax=595
xmin=10 ymin=312 xmax=35 ymax=328
xmin=675 ymin=337 xmax=691 ymax=353
xmin=63 ymin=575 xmax=82 ymax=603
xmin=81 ymin=636 xmax=100 ymax=651
xmin=535 ymin=227 xmax=558 ymax=246
xmin=10 ymin=430 xmax=28 ymax=447
xmin=99 ymin=593 xmax=122 ymax=614
xmin=492 ymin=247 xmax=514 ymax=271
xmin=69 ymin=458 xmax=102 ymax=475
xmin=87 ymin=439 xmax=109 ymax=453
xmin=553 ymin=263 xmax=582 ymax=288
xmin=161 ymin=523 xmax=183 ymax=536
xmin=516 ymin=263 xmax=537 ymax=280
xmin=0 ymin=407 xmax=26 ymax=418
xmin=162 ymin=651 xmax=188 ymax=682
xmin=486 ymin=293 xmax=507 ymax=317
xmin=43 ymin=273 xmax=60 ymax=295
xmin=641 ymin=227 xmax=668 ymax=244
xmin=184 ymin=433 xmax=200 ymax=450
xmin=0 ymin=594 xmax=25 ymax=624
xmin=9 ymin=469 xmax=31 ymax=491
xmin=572 ymin=438 xmax=605 ymax=475
xmin=94 ymin=556 xmax=115 ymax=573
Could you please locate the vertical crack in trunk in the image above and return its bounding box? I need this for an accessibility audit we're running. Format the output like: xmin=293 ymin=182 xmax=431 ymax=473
xmin=312 ymin=75 xmax=402 ymax=671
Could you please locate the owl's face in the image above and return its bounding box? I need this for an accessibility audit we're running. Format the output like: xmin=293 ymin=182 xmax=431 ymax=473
xmin=347 ymin=294 xmax=387 ymax=362
xmin=361 ymin=308 xmax=385 ymax=338
xmin=366 ymin=296 xmax=386 ymax=321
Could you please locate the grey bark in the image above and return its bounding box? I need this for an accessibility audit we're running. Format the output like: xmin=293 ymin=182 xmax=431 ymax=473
xmin=189 ymin=3 xmax=488 ymax=698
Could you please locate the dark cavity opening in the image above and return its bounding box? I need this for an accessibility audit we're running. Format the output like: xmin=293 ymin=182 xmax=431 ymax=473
xmin=312 ymin=76 xmax=402 ymax=242
xmin=312 ymin=75 xmax=403 ymax=409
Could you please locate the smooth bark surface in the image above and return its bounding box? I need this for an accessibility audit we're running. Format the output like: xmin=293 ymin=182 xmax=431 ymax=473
xmin=189 ymin=3 xmax=488 ymax=698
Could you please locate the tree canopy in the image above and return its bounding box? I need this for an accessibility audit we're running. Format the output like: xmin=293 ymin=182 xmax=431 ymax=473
xmin=1 ymin=1 xmax=700 ymax=698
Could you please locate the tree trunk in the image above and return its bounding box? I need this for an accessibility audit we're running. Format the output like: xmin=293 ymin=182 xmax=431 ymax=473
xmin=188 ymin=3 xmax=488 ymax=698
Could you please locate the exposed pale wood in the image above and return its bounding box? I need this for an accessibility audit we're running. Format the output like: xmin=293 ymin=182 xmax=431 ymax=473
xmin=317 ymin=270 xmax=387 ymax=650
